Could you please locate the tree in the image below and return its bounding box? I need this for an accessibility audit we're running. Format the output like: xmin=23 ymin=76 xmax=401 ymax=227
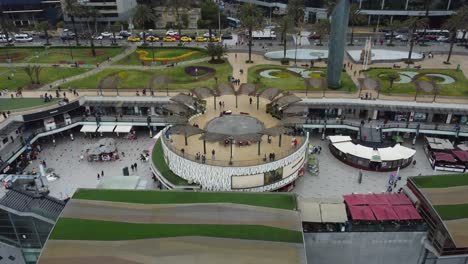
xmin=315 ymin=19 xmax=330 ymax=46
xmin=133 ymin=4 xmax=156 ymax=30
xmin=386 ymin=20 xmax=402 ymax=46
xmin=165 ymin=0 xmax=189 ymax=42
xmin=215 ymin=43 xmax=227 ymax=61
xmin=287 ymin=0 xmax=305 ymax=27
xmin=62 ymin=0 xmax=84 ymax=46
xmin=23 ymin=65 xmax=35 ymax=84
xmin=348 ymin=4 xmax=365 ymax=46
xmin=33 ymin=65 xmax=43 ymax=84
xmin=82 ymin=6 xmax=99 ymax=57
xmin=277 ymin=16 xmax=294 ymax=61
xmin=404 ymin=17 xmax=428 ymax=64
xmin=111 ymin=22 xmax=121 ymax=45
xmin=0 ymin=13 xmax=16 ymax=48
xmin=206 ymin=42 xmax=217 ymax=61
xmin=239 ymin=3 xmax=264 ymax=63
xmin=443 ymin=5 xmax=468 ymax=64
xmin=386 ymin=72 xmax=400 ymax=93
xmin=36 ymin=21 xmax=51 ymax=46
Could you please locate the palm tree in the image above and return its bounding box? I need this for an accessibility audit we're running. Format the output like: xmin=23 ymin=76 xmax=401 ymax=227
xmin=62 ymin=0 xmax=84 ymax=46
xmin=33 ymin=65 xmax=42 ymax=84
xmin=239 ymin=3 xmax=265 ymax=63
xmin=23 ymin=65 xmax=35 ymax=84
xmin=315 ymin=19 xmax=330 ymax=46
xmin=0 ymin=13 xmax=16 ymax=48
xmin=36 ymin=21 xmax=51 ymax=46
xmin=277 ymin=16 xmax=294 ymax=62
xmin=386 ymin=72 xmax=400 ymax=94
xmin=404 ymin=17 xmax=428 ymax=64
xmin=166 ymin=0 xmax=189 ymax=41
xmin=287 ymin=0 xmax=305 ymax=27
xmin=111 ymin=23 xmax=121 ymax=45
xmin=206 ymin=42 xmax=217 ymax=61
xmin=348 ymin=4 xmax=365 ymax=46
xmin=443 ymin=5 xmax=468 ymax=64
xmin=133 ymin=4 xmax=156 ymax=45
xmin=83 ymin=6 xmax=99 ymax=57
xmin=386 ymin=20 xmax=402 ymax=46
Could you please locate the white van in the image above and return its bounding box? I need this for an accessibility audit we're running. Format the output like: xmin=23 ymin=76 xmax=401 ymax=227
xmin=0 ymin=34 xmax=13 ymax=43
xmin=14 ymin=33 xmax=33 ymax=42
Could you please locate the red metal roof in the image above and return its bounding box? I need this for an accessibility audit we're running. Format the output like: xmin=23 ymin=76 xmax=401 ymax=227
xmin=348 ymin=205 xmax=376 ymax=220
xmin=452 ymin=150 xmax=468 ymax=162
xmin=393 ymin=205 xmax=422 ymax=220
xmin=343 ymin=194 xmax=368 ymax=206
xmin=381 ymin=193 xmax=412 ymax=205
xmin=433 ymin=152 xmax=457 ymax=162
xmin=363 ymin=194 xmax=390 ymax=205
xmin=371 ymin=205 xmax=399 ymax=221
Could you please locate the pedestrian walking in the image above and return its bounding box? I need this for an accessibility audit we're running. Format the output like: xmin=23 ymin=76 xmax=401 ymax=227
xmin=70 ymin=133 xmax=74 ymax=141
xmin=52 ymin=138 xmax=56 ymax=147
xmin=131 ymin=164 xmax=134 ymax=171
xmin=42 ymin=160 xmax=47 ymax=168
xmin=101 ymin=170 xmax=104 ymax=177
xmin=212 ymin=149 xmax=215 ymax=160
xmin=97 ymin=173 xmax=100 ymax=180
xmin=235 ymin=53 xmax=237 ymax=58
xmin=80 ymin=154 xmax=84 ymax=161
xmin=249 ymin=97 xmax=252 ymax=104
xmin=134 ymin=162 xmax=138 ymax=170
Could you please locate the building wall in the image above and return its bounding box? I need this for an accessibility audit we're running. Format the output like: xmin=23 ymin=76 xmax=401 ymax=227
xmin=62 ymin=0 xmax=136 ymax=23
xmin=304 ymin=232 xmax=427 ymax=264
xmin=153 ymin=7 xmax=201 ymax=29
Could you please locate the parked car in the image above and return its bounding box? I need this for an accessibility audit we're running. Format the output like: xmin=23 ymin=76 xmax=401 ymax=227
xmin=100 ymin=32 xmax=112 ymax=37
xmin=195 ymin=36 xmax=207 ymax=42
xmin=17 ymin=34 xmax=34 ymax=42
xmin=94 ymin=35 xmax=103 ymax=40
xmin=146 ymin=36 xmax=159 ymax=42
xmin=308 ymin=32 xmax=321 ymax=40
xmin=221 ymin=32 xmax=233 ymax=39
xmin=395 ymin=34 xmax=408 ymax=41
xmin=109 ymin=35 xmax=124 ymax=40
xmin=166 ymin=30 xmax=178 ymax=36
xmin=436 ymin=36 xmax=449 ymax=42
xmin=163 ymin=36 xmax=176 ymax=42
xmin=127 ymin=36 xmax=141 ymax=42
xmin=0 ymin=34 xmax=13 ymax=43
xmin=119 ymin=30 xmax=131 ymax=37
xmin=60 ymin=29 xmax=76 ymax=40
xmin=180 ymin=36 xmax=192 ymax=42
xmin=203 ymin=32 xmax=216 ymax=38
xmin=210 ymin=36 xmax=220 ymax=42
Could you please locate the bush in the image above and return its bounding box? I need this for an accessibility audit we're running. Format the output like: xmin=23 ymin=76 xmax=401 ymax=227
xmin=280 ymin=58 xmax=289 ymax=65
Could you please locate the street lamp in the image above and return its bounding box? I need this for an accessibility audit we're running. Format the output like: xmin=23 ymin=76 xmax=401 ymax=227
xmin=228 ymin=136 xmax=234 ymax=165
xmin=294 ymin=32 xmax=299 ymax=66
xmin=68 ymin=39 xmax=74 ymax=61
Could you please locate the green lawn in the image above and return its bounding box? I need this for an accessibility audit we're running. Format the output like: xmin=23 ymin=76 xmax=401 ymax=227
xmin=66 ymin=61 xmax=232 ymax=90
xmin=411 ymin=174 xmax=468 ymax=188
xmin=365 ymin=68 xmax=468 ymax=97
xmin=0 ymin=67 xmax=89 ymax=90
xmin=50 ymin=218 xmax=303 ymax=243
xmin=0 ymin=47 xmax=124 ymax=65
xmin=114 ymin=47 xmax=209 ymax=66
xmin=0 ymin=98 xmax=59 ymax=111
xmin=152 ymin=139 xmax=189 ymax=186
xmin=74 ymin=189 xmax=297 ymax=210
xmin=434 ymin=204 xmax=468 ymax=220
xmin=248 ymin=64 xmax=357 ymax=92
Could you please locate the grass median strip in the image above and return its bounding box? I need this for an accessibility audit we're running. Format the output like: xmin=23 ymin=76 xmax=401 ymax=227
xmin=412 ymin=174 xmax=468 ymax=188
xmin=0 ymin=98 xmax=59 ymax=111
xmin=50 ymin=218 xmax=303 ymax=243
xmin=73 ymin=188 xmax=296 ymax=210
xmin=433 ymin=204 xmax=468 ymax=221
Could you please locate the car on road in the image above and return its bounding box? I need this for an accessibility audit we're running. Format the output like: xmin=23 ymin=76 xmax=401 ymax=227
xmin=203 ymin=32 xmax=216 ymax=38
xmin=195 ymin=36 xmax=207 ymax=42
xmin=109 ymin=34 xmax=124 ymax=40
xmin=180 ymin=36 xmax=192 ymax=42
xmin=166 ymin=30 xmax=178 ymax=36
xmin=127 ymin=36 xmax=141 ymax=42
xmin=119 ymin=30 xmax=131 ymax=37
xmin=163 ymin=36 xmax=176 ymax=42
xmin=0 ymin=35 xmax=13 ymax=43
xmin=146 ymin=36 xmax=159 ymax=42
xmin=221 ymin=32 xmax=233 ymax=39
xmin=436 ymin=36 xmax=449 ymax=42
xmin=94 ymin=35 xmax=103 ymax=40
xmin=395 ymin=34 xmax=409 ymax=41
xmin=308 ymin=32 xmax=321 ymax=40
xmin=100 ymin=32 xmax=112 ymax=37
xmin=210 ymin=37 xmax=220 ymax=42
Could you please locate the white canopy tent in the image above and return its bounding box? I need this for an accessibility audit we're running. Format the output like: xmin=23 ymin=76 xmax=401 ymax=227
xmin=97 ymin=125 xmax=116 ymax=133
xmin=80 ymin=125 xmax=99 ymax=133
xmin=379 ymin=144 xmax=416 ymax=161
xmin=333 ymin=141 xmax=415 ymax=162
xmin=114 ymin=125 xmax=133 ymax=134
xmin=327 ymin=135 xmax=352 ymax=143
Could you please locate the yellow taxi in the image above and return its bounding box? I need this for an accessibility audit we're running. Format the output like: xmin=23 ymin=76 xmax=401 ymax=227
xmin=180 ymin=36 xmax=192 ymax=42
xmin=163 ymin=36 xmax=176 ymax=42
xmin=195 ymin=36 xmax=207 ymax=42
xmin=210 ymin=37 xmax=220 ymax=42
xmin=146 ymin=36 xmax=159 ymax=42
xmin=127 ymin=36 xmax=141 ymax=42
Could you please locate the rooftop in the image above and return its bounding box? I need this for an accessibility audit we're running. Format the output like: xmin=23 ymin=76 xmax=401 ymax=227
xmin=39 ymin=189 xmax=305 ymax=264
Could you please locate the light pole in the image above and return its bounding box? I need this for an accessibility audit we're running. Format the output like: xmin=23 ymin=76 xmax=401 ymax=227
xmin=218 ymin=4 xmax=224 ymax=36
xmin=151 ymin=41 xmax=155 ymax=66
xmin=294 ymin=32 xmax=299 ymax=66
xmin=229 ymin=136 xmax=234 ymax=165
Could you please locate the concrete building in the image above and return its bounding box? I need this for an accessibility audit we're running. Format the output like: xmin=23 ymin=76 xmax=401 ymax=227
xmin=62 ymin=0 xmax=137 ymax=24
xmin=0 ymin=0 xmax=61 ymax=27
xmin=153 ymin=7 xmax=201 ymax=29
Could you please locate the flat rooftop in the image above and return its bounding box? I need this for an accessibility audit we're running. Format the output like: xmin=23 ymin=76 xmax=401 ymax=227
xmin=411 ymin=174 xmax=468 ymax=248
xmin=38 ymin=189 xmax=306 ymax=264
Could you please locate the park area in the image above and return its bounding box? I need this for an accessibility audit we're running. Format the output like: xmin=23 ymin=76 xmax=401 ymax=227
xmin=65 ymin=61 xmax=232 ymax=90
xmin=0 ymin=98 xmax=59 ymax=111
xmin=39 ymin=189 xmax=305 ymax=264
xmin=365 ymin=68 xmax=468 ymax=97
xmin=248 ymin=64 xmax=357 ymax=92
xmin=0 ymin=67 xmax=88 ymax=90
xmin=0 ymin=47 xmax=123 ymax=65
xmin=114 ymin=47 xmax=209 ymax=66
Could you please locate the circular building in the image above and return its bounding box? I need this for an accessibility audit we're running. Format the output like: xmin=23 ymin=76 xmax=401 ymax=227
xmin=153 ymin=87 xmax=308 ymax=192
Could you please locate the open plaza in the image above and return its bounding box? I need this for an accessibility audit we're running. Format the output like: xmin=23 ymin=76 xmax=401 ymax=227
xmin=1 ymin=1 xmax=468 ymax=264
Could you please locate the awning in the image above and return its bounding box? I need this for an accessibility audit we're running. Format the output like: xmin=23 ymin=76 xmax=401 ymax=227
xmin=298 ymin=200 xmax=321 ymax=222
xmin=97 ymin=125 xmax=116 ymax=133
xmin=452 ymin=150 xmax=468 ymax=162
xmin=343 ymin=194 xmax=368 ymax=206
xmin=327 ymin=135 xmax=352 ymax=143
xmin=114 ymin=125 xmax=133 ymax=133
xmin=433 ymin=152 xmax=457 ymax=162
xmin=363 ymin=194 xmax=390 ymax=205
xmin=371 ymin=205 xmax=399 ymax=221
xmin=80 ymin=125 xmax=98 ymax=133
xmin=348 ymin=205 xmax=375 ymax=221
xmin=381 ymin=193 xmax=412 ymax=205
xmin=320 ymin=203 xmax=347 ymax=223
xmin=393 ymin=205 xmax=422 ymax=220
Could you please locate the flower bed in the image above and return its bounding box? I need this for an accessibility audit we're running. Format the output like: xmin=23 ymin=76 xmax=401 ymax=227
xmin=136 ymin=50 xmax=199 ymax=61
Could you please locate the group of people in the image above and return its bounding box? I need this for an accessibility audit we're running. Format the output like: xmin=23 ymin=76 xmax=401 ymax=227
xmin=195 ymin=152 xmax=207 ymax=163
xmin=266 ymin=152 xmax=276 ymax=161
xmin=387 ymin=174 xmax=403 ymax=193
xmin=310 ymin=146 xmax=322 ymax=155
xmin=135 ymin=88 xmax=154 ymax=96
xmin=231 ymin=78 xmax=241 ymax=86
xmin=218 ymin=101 xmax=226 ymax=108
xmin=360 ymin=92 xmax=373 ymax=100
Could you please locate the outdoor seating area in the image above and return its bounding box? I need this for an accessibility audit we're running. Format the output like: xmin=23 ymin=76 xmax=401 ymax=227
xmin=84 ymin=138 xmax=119 ymax=162
xmin=424 ymin=137 xmax=467 ymax=172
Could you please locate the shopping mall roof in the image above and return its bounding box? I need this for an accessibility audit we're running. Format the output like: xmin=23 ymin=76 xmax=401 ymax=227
xmin=298 ymin=198 xmax=347 ymax=223
xmin=39 ymin=189 xmax=306 ymax=264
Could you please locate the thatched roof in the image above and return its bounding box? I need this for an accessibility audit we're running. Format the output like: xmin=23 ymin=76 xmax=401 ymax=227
xmin=304 ymin=77 xmax=327 ymax=89
xmin=168 ymin=125 xmax=204 ymax=137
xmin=238 ymin=83 xmax=257 ymax=96
xmin=261 ymin=126 xmax=292 ymax=136
xmin=273 ymin=94 xmax=302 ymax=108
xmin=162 ymin=104 xmax=191 ymax=115
xmin=281 ymin=117 xmax=307 ymax=125
xmin=85 ymin=138 xmax=117 ymax=155
xmin=414 ymin=80 xmax=438 ymax=93
xmin=216 ymin=83 xmax=235 ymax=95
xmin=358 ymin=78 xmax=380 ymax=91
xmin=260 ymin=87 xmax=281 ymax=100
xmin=191 ymin=87 xmax=213 ymax=99
xmin=283 ymin=105 xmax=307 ymax=115
xmin=164 ymin=115 xmax=188 ymax=124
xmin=170 ymin=93 xmax=197 ymax=109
